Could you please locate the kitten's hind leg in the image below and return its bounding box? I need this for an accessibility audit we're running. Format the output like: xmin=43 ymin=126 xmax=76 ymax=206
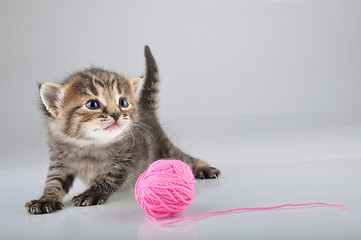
xmin=168 ymin=147 xmax=221 ymax=179
xmin=191 ymin=158 xmax=221 ymax=179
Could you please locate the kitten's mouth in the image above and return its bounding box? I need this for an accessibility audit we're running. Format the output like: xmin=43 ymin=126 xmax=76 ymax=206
xmin=104 ymin=123 xmax=120 ymax=131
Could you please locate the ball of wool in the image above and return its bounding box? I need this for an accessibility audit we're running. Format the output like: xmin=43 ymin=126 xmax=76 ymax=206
xmin=135 ymin=160 xmax=196 ymax=219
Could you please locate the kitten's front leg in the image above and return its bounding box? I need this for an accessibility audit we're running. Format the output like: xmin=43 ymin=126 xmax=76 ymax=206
xmin=72 ymin=170 xmax=126 ymax=206
xmin=26 ymin=172 xmax=74 ymax=214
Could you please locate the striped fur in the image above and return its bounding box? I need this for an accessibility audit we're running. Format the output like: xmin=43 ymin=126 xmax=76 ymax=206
xmin=26 ymin=46 xmax=220 ymax=214
xmin=139 ymin=45 xmax=160 ymax=113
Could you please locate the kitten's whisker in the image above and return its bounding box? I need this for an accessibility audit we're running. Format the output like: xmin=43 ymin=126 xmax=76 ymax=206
xmin=132 ymin=125 xmax=145 ymax=144
xmin=134 ymin=121 xmax=152 ymax=128
xmin=133 ymin=123 xmax=155 ymax=140
xmin=128 ymin=127 xmax=135 ymax=151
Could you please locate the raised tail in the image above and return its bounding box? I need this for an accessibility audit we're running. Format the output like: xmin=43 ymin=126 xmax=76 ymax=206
xmin=139 ymin=46 xmax=160 ymax=114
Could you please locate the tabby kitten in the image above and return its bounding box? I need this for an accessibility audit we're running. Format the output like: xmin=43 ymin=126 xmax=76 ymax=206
xmin=26 ymin=46 xmax=220 ymax=214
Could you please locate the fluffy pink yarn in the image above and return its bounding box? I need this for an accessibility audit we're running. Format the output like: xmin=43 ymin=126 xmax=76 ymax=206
xmin=135 ymin=160 xmax=195 ymax=219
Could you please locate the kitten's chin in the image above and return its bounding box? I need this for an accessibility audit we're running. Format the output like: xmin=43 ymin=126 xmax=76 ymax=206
xmin=84 ymin=122 xmax=130 ymax=145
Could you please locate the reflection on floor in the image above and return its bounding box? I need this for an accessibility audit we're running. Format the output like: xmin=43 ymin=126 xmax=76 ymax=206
xmin=1 ymin=124 xmax=361 ymax=239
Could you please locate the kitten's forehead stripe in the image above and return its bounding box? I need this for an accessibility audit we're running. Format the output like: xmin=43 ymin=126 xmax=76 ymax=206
xmin=108 ymin=72 xmax=114 ymax=85
xmin=88 ymin=82 xmax=98 ymax=96
xmin=116 ymin=81 xmax=122 ymax=94
xmin=75 ymin=73 xmax=99 ymax=96
xmin=94 ymin=80 xmax=105 ymax=88
xmin=110 ymin=76 xmax=116 ymax=87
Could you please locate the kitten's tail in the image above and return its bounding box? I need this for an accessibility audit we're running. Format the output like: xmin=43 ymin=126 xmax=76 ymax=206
xmin=139 ymin=46 xmax=160 ymax=114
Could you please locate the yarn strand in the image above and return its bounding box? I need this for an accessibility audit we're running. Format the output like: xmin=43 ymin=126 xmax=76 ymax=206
xmin=147 ymin=202 xmax=349 ymax=226
xmin=135 ymin=160 xmax=348 ymax=226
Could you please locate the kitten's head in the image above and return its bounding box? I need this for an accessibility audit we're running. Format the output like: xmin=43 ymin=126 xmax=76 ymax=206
xmin=40 ymin=68 xmax=143 ymax=145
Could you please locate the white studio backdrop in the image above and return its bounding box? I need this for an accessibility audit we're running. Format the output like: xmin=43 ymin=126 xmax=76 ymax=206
xmin=0 ymin=0 xmax=360 ymax=163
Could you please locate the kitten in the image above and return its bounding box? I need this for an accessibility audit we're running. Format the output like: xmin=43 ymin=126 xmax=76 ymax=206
xmin=26 ymin=46 xmax=220 ymax=214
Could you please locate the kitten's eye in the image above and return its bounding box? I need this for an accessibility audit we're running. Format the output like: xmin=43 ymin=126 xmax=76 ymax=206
xmin=86 ymin=100 xmax=100 ymax=110
xmin=119 ymin=98 xmax=129 ymax=108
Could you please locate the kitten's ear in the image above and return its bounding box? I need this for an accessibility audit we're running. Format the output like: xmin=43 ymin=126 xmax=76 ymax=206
xmin=39 ymin=82 xmax=64 ymax=117
xmin=129 ymin=77 xmax=143 ymax=95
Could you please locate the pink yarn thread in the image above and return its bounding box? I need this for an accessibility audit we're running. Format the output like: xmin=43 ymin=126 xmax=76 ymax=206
xmin=148 ymin=202 xmax=349 ymax=226
xmin=135 ymin=160 xmax=348 ymax=226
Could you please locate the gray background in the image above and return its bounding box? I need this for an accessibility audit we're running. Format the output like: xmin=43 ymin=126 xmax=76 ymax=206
xmin=1 ymin=0 xmax=360 ymax=239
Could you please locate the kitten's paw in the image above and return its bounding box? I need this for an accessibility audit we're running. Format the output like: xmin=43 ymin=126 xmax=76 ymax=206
xmin=25 ymin=199 xmax=64 ymax=214
xmin=194 ymin=166 xmax=221 ymax=179
xmin=72 ymin=193 xmax=107 ymax=207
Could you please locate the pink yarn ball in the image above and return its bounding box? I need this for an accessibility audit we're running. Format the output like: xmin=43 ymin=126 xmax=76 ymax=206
xmin=135 ymin=160 xmax=196 ymax=219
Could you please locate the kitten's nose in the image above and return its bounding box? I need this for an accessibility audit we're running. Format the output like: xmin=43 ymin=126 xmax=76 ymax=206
xmin=110 ymin=112 xmax=121 ymax=121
